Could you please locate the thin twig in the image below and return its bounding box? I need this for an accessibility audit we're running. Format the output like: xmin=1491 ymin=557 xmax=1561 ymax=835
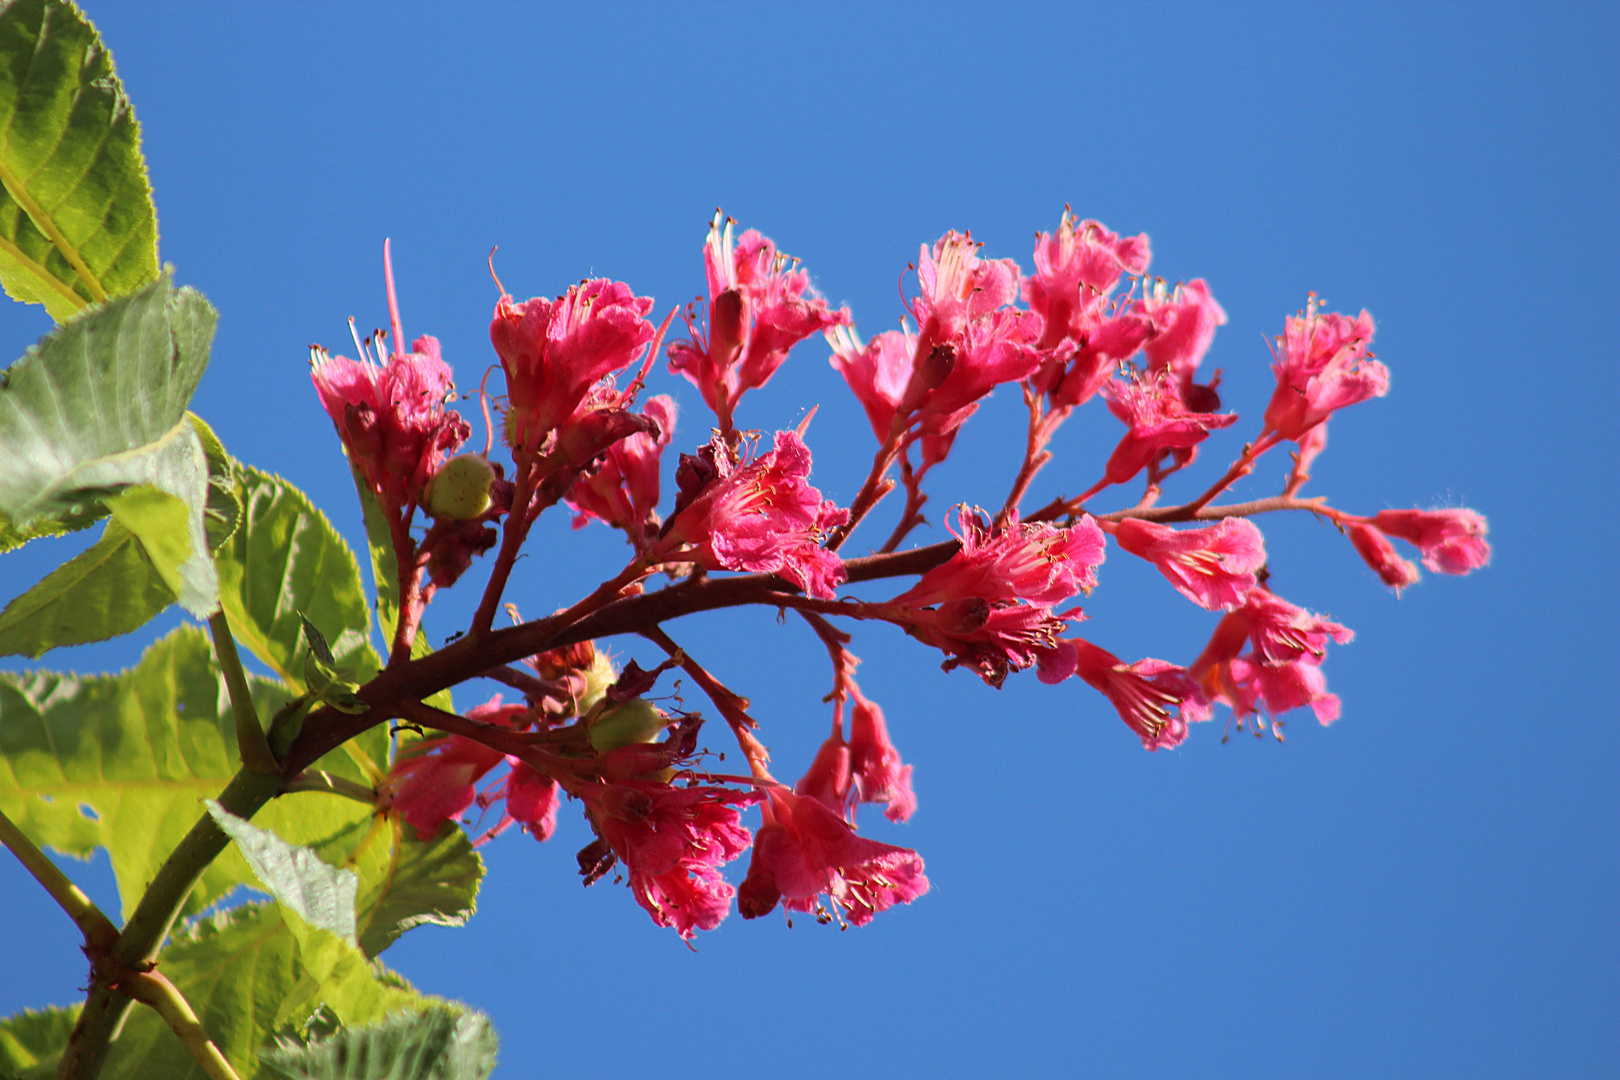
xmin=0 ymin=808 xmax=117 ymax=953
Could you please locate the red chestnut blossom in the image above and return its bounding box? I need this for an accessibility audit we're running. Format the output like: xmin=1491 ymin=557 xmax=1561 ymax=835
xmin=795 ymin=683 xmax=917 ymax=825
xmin=1066 ymin=638 xmax=1212 ymax=751
xmin=1370 ymin=508 xmax=1492 ymax=575
xmin=1101 ymin=370 xmax=1238 ymax=484
xmin=382 ymin=697 xmax=528 ymax=840
xmin=1024 ymin=212 xmax=1156 ymax=409
xmin=1262 ymin=297 xmax=1389 ymax=444
xmin=652 ymin=430 xmax=849 ymax=599
xmin=1138 ymin=278 xmax=1227 ymax=406
xmin=830 ymin=292 xmax=1041 ymax=467
xmin=581 ymin=779 xmax=757 ymax=940
xmin=1235 ymin=588 xmax=1354 ymax=667
xmin=912 ymin=230 xmax=1024 ymax=355
xmin=667 ymin=210 xmax=848 ymax=430
xmin=847 ymin=685 xmax=917 ymax=823
xmin=737 ymin=788 xmax=928 ymax=927
xmin=1111 ymin=517 xmax=1266 ymax=611
xmin=876 ymin=508 xmax=1105 ymax=687
xmin=502 ymin=761 xmax=560 ymax=842
xmin=1348 ymin=522 xmax=1421 ymax=592
xmin=1189 ymin=590 xmax=1353 ymax=727
xmin=491 ymin=278 xmax=655 ymax=455
xmin=566 ymin=393 xmax=676 ymax=548
xmin=1024 ymin=211 xmax=1151 ymax=352
xmin=311 ymin=332 xmax=470 ymax=513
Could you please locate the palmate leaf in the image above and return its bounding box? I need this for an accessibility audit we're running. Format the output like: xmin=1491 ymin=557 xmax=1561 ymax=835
xmin=260 ymin=1005 xmax=497 ymax=1080
xmin=351 ymin=817 xmax=481 ymax=959
xmin=208 ymin=800 xmax=360 ymax=947
xmin=95 ymin=902 xmax=430 ymax=1080
xmin=0 ymin=1004 xmax=78 ymax=1080
xmin=217 ymin=465 xmax=378 ymax=695
xmin=0 ymin=415 xmax=240 ymax=658
xmin=0 ymin=516 xmax=172 ymax=657
xmin=0 ymin=625 xmax=382 ymax=919
xmin=0 ymin=0 xmax=159 ymax=320
xmin=0 ymin=276 xmax=218 ymax=614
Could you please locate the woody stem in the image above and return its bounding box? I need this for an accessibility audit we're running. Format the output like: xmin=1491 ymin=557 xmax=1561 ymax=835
xmin=471 ymin=456 xmax=537 ymax=639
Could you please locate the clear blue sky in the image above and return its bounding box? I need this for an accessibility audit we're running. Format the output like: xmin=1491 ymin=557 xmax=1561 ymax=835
xmin=2 ymin=2 xmax=1616 ymax=1077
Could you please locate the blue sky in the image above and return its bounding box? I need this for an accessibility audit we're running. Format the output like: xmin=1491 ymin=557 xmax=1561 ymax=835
xmin=2 ymin=2 xmax=1616 ymax=1077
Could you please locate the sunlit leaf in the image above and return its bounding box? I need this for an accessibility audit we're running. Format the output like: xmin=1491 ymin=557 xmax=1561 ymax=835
xmin=96 ymin=902 xmax=426 ymax=1080
xmin=260 ymin=1005 xmax=497 ymax=1080
xmin=0 ymin=626 xmax=382 ymax=920
xmin=0 ymin=518 xmax=172 ymax=658
xmin=207 ymin=800 xmax=359 ymax=947
xmin=0 ymin=276 xmax=217 ymax=614
xmin=0 ymin=0 xmax=159 ymax=319
xmin=0 ymin=1003 xmax=78 ymax=1080
xmin=351 ymin=817 xmax=481 ymax=959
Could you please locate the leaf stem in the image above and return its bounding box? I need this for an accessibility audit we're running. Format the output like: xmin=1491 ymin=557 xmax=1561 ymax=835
xmin=0 ymin=807 xmax=117 ymax=953
xmin=119 ymin=971 xmax=242 ymax=1080
xmin=56 ymin=768 xmax=286 ymax=1080
xmin=285 ymin=770 xmax=378 ymax=806
xmin=208 ymin=611 xmax=278 ymax=774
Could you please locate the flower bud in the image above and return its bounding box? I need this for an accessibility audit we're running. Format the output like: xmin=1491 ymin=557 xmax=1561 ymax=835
xmin=587 ymin=697 xmax=668 ymax=753
xmin=424 ymin=453 xmax=496 ymax=520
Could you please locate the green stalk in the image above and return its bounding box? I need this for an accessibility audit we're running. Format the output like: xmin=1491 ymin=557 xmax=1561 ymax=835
xmin=56 ymin=767 xmax=285 ymax=1080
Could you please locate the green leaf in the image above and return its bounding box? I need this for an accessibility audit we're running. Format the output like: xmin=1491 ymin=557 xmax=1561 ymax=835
xmin=352 ymin=466 xmax=398 ymax=645
xmin=191 ymin=413 xmax=241 ymax=554
xmin=216 ymin=465 xmax=377 ymax=693
xmin=0 ymin=507 xmax=89 ymax=555
xmin=0 ymin=418 xmax=233 ymax=655
xmin=352 ymin=817 xmax=481 ymax=959
xmin=260 ymin=1005 xmax=497 ymax=1080
xmin=0 ymin=0 xmax=159 ymax=319
xmin=0 ymin=625 xmax=382 ymax=920
xmin=0 ymin=276 xmax=218 ymax=614
xmin=96 ymin=902 xmax=426 ymax=1080
xmin=206 ymin=800 xmax=359 ymax=948
xmin=0 ymin=516 xmax=173 ymax=657
xmin=0 ymin=1003 xmax=79 ymax=1079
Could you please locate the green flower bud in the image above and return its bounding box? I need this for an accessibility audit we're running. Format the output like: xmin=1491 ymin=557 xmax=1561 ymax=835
xmin=587 ymin=698 xmax=668 ymax=753
xmin=424 ymin=453 xmax=495 ymax=520
xmin=578 ymin=650 xmax=618 ymax=714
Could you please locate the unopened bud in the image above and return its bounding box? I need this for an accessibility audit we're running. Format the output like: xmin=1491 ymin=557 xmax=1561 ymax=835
xmin=709 ymin=288 xmax=747 ymax=365
xmin=424 ymin=453 xmax=496 ymax=520
xmin=587 ymin=697 xmax=668 ymax=753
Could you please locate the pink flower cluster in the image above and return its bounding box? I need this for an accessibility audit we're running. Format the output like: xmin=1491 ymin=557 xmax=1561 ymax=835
xmin=317 ymin=207 xmax=1489 ymax=943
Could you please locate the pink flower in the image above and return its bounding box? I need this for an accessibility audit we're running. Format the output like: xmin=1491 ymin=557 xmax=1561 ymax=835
xmin=1067 ymin=638 xmax=1211 ymax=751
xmin=1262 ymin=297 xmax=1389 ymax=443
xmin=1111 ymin=517 xmax=1266 ymax=610
xmin=1347 ymin=522 xmax=1421 ymax=592
xmin=912 ymin=230 xmax=1024 ymax=356
xmin=565 ymin=394 xmax=676 ymax=549
xmin=668 ymin=211 xmax=848 ymax=429
xmin=1370 ymin=508 xmax=1491 ymax=575
xmin=382 ymin=697 xmax=528 ymax=840
xmin=830 ymin=279 xmax=1041 ymax=465
xmin=1024 ymin=212 xmax=1151 ymax=351
xmin=310 ymin=336 xmax=470 ymax=513
xmin=1101 ymin=371 xmax=1238 ymax=484
xmin=491 ymin=279 xmax=655 ymax=454
xmin=1138 ymin=278 xmax=1227 ymax=403
xmin=737 ymin=788 xmax=928 ymax=927
xmin=1189 ymin=590 xmax=1353 ymax=727
xmin=1023 ymin=212 xmax=1156 ymax=409
xmin=582 ymin=780 xmax=758 ymax=940
xmin=503 ymin=761 xmax=560 ymax=842
xmin=847 ymin=686 xmax=917 ymax=824
xmin=876 ymin=508 xmax=1105 ymax=687
xmin=1234 ymin=589 xmax=1353 ymax=667
xmin=653 ymin=430 xmax=849 ymax=599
